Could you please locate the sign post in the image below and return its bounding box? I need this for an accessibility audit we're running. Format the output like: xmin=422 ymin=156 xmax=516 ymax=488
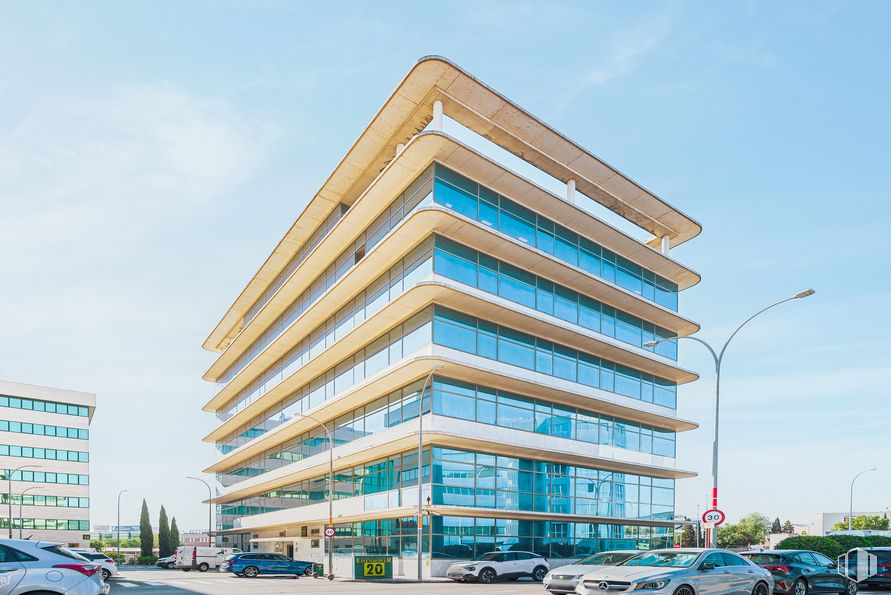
xmin=353 ymin=555 xmax=393 ymax=580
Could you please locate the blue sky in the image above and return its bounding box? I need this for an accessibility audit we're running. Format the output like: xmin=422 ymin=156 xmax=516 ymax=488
xmin=1 ymin=1 xmax=888 ymax=531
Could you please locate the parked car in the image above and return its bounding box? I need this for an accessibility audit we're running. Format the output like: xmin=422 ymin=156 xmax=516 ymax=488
xmin=543 ymin=550 xmax=640 ymax=594
xmin=0 ymin=538 xmax=109 ymax=594
xmin=174 ymin=545 xmax=242 ymax=572
xmin=155 ymin=555 xmax=175 ymax=569
xmin=742 ymin=550 xmax=857 ymax=595
xmin=447 ymin=550 xmax=549 ymax=583
xmin=70 ymin=549 xmax=117 ymax=581
xmin=219 ymin=552 xmax=315 ymax=578
xmin=856 ymin=547 xmax=891 ymax=590
xmin=574 ymin=548 xmax=773 ymax=595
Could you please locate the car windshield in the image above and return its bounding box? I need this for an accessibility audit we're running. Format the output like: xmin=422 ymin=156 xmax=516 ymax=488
xmin=578 ymin=552 xmax=635 ymax=565
xmin=623 ymin=552 xmax=699 ymax=568
xmin=471 ymin=552 xmax=502 ymax=561
xmin=744 ymin=554 xmax=786 ymax=565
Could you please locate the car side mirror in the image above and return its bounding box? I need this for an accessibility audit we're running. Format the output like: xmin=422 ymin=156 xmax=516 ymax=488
xmin=700 ymin=562 xmax=716 ymax=571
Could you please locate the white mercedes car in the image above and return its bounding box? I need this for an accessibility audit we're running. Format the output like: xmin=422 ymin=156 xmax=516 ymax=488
xmin=447 ymin=550 xmax=550 ymax=583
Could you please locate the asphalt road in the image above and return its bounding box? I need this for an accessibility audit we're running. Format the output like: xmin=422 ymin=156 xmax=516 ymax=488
xmin=106 ymin=569 xmax=891 ymax=595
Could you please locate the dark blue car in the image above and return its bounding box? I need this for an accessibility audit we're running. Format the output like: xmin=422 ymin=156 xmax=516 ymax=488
xmin=220 ymin=552 xmax=315 ymax=578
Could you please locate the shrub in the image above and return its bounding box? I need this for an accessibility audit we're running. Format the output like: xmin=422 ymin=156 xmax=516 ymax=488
xmin=136 ymin=555 xmax=158 ymax=565
xmin=776 ymin=536 xmax=845 ymax=558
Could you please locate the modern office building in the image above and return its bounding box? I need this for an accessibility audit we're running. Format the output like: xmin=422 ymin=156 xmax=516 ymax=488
xmin=0 ymin=380 xmax=94 ymax=547
xmin=201 ymin=56 xmax=701 ymax=576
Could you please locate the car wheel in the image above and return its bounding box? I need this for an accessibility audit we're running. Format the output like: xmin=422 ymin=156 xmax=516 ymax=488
xmin=794 ymin=579 xmax=809 ymax=595
xmin=100 ymin=568 xmax=111 ymax=581
xmin=533 ymin=566 xmax=548 ymax=582
xmin=674 ymin=585 xmax=695 ymax=595
xmin=198 ymin=562 xmax=209 ymax=572
xmin=244 ymin=566 xmax=260 ymax=578
xmin=843 ymin=580 xmax=858 ymax=595
xmin=304 ymin=565 xmax=314 ymax=576
xmin=479 ymin=567 xmax=497 ymax=584
xmin=754 ymin=582 xmax=770 ymax=595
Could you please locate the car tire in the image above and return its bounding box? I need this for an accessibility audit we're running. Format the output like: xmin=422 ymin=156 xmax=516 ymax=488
xmin=674 ymin=585 xmax=695 ymax=595
xmin=304 ymin=566 xmax=314 ymax=576
xmin=533 ymin=566 xmax=548 ymax=582
xmin=198 ymin=562 xmax=209 ymax=572
xmin=754 ymin=582 xmax=770 ymax=595
xmin=842 ymin=580 xmax=857 ymax=595
xmin=244 ymin=566 xmax=260 ymax=578
xmin=479 ymin=567 xmax=497 ymax=584
xmin=794 ymin=579 xmax=809 ymax=595
xmin=100 ymin=568 xmax=111 ymax=581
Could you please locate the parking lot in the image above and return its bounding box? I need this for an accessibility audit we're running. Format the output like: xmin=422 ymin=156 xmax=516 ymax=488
xmin=107 ymin=567 xmax=545 ymax=594
xmin=106 ymin=569 xmax=891 ymax=595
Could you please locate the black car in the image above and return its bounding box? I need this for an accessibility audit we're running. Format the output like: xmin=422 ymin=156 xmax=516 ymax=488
xmin=742 ymin=550 xmax=856 ymax=595
xmin=858 ymin=547 xmax=891 ymax=589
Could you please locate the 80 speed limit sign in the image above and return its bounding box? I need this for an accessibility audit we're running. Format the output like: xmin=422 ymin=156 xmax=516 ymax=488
xmin=702 ymin=509 xmax=726 ymax=526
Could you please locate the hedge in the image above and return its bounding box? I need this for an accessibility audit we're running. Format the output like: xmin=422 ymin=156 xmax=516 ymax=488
xmin=776 ymin=535 xmax=891 ymax=558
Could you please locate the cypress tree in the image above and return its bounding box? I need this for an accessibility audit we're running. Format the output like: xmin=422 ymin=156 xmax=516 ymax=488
xmin=170 ymin=517 xmax=180 ymax=551
xmin=771 ymin=517 xmax=782 ymax=533
xmin=158 ymin=506 xmax=171 ymax=557
xmin=139 ymin=500 xmax=153 ymax=557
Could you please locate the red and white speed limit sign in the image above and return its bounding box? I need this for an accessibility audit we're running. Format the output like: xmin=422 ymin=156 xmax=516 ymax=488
xmin=702 ymin=509 xmax=726 ymax=526
xmin=324 ymin=526 xmax=336 ymax=538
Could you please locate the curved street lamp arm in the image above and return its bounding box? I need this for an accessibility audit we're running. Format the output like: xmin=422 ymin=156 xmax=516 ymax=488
xmin=717 ymin=296 xmax=799 ymax=364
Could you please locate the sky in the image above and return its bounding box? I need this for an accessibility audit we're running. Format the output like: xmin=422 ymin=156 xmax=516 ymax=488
xmin=0 ymin=1 xmax=889 ymax=532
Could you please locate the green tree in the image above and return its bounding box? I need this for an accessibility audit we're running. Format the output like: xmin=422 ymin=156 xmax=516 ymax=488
xmin=771 ymin=517 xmax=782 ymax=533
xmin=158 ymin=505 xmax=171 ymax=557
xmin=717 ymin=513 xmax=771 ymax=548
xmin=782 ymin=520 xmax=794 ymax=534
xmin=680 ymin=523 xmax=697 ymax=547
xmin=170 ymin=517 xmax=180 ymax=551
xmin=139 ymin=499 xmax=153 ymax=557
xmin=831 ymin=515 xmax=891 ymax=532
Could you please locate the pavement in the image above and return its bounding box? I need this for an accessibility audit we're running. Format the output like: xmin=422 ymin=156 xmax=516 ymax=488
xmin=106 ymin=568 xmax=891 ymax=595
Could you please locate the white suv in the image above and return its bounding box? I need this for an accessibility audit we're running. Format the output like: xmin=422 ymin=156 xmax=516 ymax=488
xmin=71 ymin=549 xmax=117 ymax=581
xmin=447 ymin=550 xmax=549 ymax=583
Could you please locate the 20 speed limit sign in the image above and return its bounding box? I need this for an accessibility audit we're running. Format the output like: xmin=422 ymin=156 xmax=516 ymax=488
xmin=702 ymin=509 xmax=726 ymax=526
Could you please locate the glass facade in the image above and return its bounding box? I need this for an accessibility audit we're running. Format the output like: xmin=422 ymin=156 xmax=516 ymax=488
xmin=0 ymin=419 xmax=88 ymax=440
xmin=434 ymin=235 xmax=677 ymax=358
xmin=433 ymin=306 xmax=677 ymax=408
xmin=0 ymin=518 xmax=90 ymax=531
xmin=0 ymin=444 xmax=88 ymax=463
xmin=0 ymin=469 xmax=89 ymax=485
xmin=432 ymin=377 xmax=675 ymax=457
xmin=0 ymin=395 xmax=89 ymax=417
xmin=219 ymin=375 xmax=675 ymax=486
xmin=0 ymin=494 xmax=89 ymax=508
xmin=218 ymin=447 xmax=673 ymax=541
xmin=432 ymin=164 xmax=679 ymax=311
xmin=220 ymin=169 xmax=435 ymax=389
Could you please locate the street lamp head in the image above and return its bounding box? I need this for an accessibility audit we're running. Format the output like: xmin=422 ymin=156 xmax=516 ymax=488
xmin=794 ymin=288 xmax=815 ymax=299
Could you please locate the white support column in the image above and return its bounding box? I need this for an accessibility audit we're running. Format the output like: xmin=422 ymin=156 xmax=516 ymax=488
xmin=660 ymin=234 xmax=670 ymax=254
xmin=431 ymin=100 xmax=443 ymax=131
xmin=566 ymin=179 xmax=577 ymax=203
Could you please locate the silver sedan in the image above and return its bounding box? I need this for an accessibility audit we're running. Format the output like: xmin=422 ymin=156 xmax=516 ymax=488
xmin=574 ymin=549 xmax=774 ymax=595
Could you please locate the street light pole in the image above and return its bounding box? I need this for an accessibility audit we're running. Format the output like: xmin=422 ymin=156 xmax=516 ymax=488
xmin=116 ymin=489 xmax=128 ymax=564
xmin=417 ymin=364 xmax=442 ymax=582
xmin=185 ymin=477 xmax=213 ymax=547
xmin=849 ymin=468 xmax=877 ymax=530
xmin=288 ymin=412 xmax=335 ymax=580
xmin=645 ymin=289 xmax=814 ymax=548
xmin=18 ymin=486 xmax=44 ymax=539
xmin=7 ymin=464 xmax=40 ymax=538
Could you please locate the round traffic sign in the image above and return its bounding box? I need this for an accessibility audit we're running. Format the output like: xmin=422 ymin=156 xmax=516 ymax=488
xmin=702 ymin=509 xmax=726 ymax=526
xmin=324 ymin=526 xmax=335 ymax=538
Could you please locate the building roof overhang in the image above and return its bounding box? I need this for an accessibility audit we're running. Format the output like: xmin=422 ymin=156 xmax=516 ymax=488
xmin=203 ymin=57 xmax=701 ymax=352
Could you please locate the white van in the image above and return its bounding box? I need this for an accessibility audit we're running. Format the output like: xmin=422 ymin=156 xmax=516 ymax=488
xmin=174 ymin=546 xmax=242 ymax=572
